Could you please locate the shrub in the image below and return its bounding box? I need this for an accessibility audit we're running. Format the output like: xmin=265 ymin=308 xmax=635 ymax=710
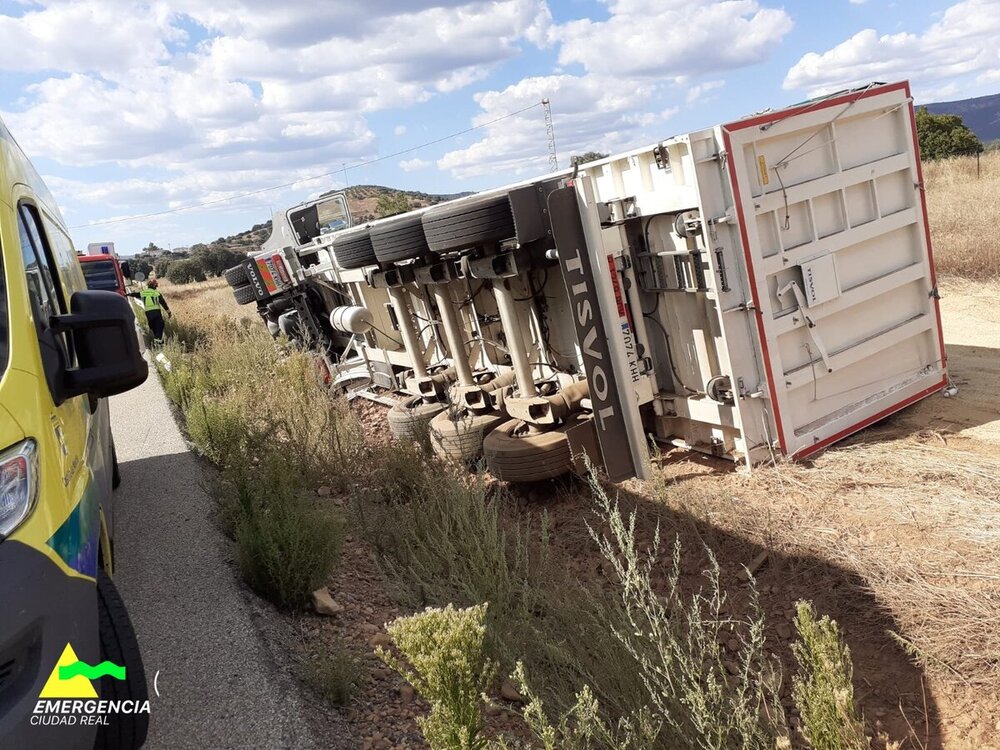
xmin=303 ymin=640 xmax=363 ymax=706
xmin=586 ymin=477 xmax=788 ymax=749
xmin=234 ymin=487 xmax=344 ymax=610
xmin=500 ymin=662 xmax=657 ymax=750
xmin=792 ymin=601 xmax=870 ymax=750
xmin=377 ymin=604 xmax=496 ymax=750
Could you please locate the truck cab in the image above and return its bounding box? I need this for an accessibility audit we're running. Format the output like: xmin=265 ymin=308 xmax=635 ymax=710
xmin=78 ymin=254 xmax=128 ymax=297
xmin=0 ymin=117 xmax=150 ymax=748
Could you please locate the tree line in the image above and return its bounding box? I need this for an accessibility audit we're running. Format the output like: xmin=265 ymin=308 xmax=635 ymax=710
xmin=127 ymin=241 xmax=254 ymax=284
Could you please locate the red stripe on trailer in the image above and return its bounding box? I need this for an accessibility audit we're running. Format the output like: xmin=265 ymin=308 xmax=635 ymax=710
xmin=607 ymin=255 xmax=633 ymax=328
xmin=903 ymin=81 xmax=949 ymax=370
xmin=793 ymin=377 xmax=948 ymax=461
xmin=720 ymin=127 xmax=788 ymax=455
xmin=722 ymin=81 xmax=909 ymax=133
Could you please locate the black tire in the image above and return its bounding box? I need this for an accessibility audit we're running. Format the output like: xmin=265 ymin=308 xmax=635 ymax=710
xmin=422 ymin=193 xmax=516 ymax=254
xmin=332 ymin=227 xmax=377 ymax=269
xmin=111 ymin=441 xmax=121 ymax=490
xmin=267 ymin=297 xmax=294 ymax=316
xmin=232 ymin=283 xmax=256 ymax=306
xmin=223 ymin=264 xmax=248 ymax=288
xmin=429 ymin=407 xmax=505 ymax=463
xmin=371 ymin=213 xmax=429 ymax=264
xmin=95 ymin=571 xmax=149 ymax=750
xmin=483 ymin=416 xmax=582 ymax=482
xmin=386 ymin=396 xmax=446 ymax=442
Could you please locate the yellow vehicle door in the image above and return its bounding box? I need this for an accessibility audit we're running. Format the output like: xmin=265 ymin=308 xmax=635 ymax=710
xmin=7 ymin=196 xmax=100 ymax=577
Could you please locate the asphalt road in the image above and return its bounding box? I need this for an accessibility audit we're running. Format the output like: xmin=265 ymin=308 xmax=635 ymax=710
xmin=108 ymin=361 xmax=329 ymax=749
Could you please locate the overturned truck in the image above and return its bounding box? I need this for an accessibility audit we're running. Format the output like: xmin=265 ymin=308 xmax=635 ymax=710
xmin=224 ymin=81 xmax=949 ymax=482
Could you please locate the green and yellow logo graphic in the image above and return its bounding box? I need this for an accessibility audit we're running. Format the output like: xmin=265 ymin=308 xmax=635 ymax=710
xmin=39 ymin=644 xmax=125 ymax=699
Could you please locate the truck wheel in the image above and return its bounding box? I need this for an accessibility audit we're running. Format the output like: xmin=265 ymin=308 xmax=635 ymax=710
xmin=371 ymin=213 xmax=430 ymax=264
xmin=387 ymin=396 xmax=446 ymax=442
xmin=232 ymin=284 xmax=256 ymax=306
xmin=267 ymin=297 xmax=294 ymax=316
xmin=429 ymin=407 xmax=505 ymax=463
xmin=223 ymin=264 xmax=248 ymax=288
xmin=483 ymin=417 xmax=580 ymax=482
xmin=332 ymin=227 xmax=377 ymax=269
xmin=94 ymin=571 xmax=149 ymax=750
xmin=422 ymin=193 xmax=516 ymax=254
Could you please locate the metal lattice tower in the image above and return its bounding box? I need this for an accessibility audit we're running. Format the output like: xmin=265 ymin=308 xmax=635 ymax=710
xmin=542 ymin=98 xmax=558 ymax=172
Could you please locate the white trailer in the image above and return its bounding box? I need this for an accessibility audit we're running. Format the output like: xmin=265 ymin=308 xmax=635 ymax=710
xmin=563 ymin=79 xmax=947 ymax=477
xmin=226 ymin=81 xmax=948 ymax=483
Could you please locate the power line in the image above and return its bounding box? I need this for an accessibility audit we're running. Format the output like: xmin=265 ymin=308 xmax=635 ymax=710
xmin=71 ymin=101 xmax=546 ymax=229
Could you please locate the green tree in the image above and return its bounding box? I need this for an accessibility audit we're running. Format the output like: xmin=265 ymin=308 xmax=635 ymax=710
xmin=127 ymin=258 xmax=152 ymax=278
xmin=165 ymin=258 xmax=207 ymax=284
xmin=375 ymin=192 xmax=411 ymax=218
xmin=915 ymin=107 xmax=983 ymax=160
xmin=192 ymin=245 xmax=246 ymax=277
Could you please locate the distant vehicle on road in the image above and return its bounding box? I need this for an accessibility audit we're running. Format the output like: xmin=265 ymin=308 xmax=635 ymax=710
xmin=0 ymin=116 xmax=150 ymax=748
xmin=79 ymin=253 xmax=130 ymax=296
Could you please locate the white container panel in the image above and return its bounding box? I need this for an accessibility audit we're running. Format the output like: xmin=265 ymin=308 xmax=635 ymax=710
xmin=722 ymin=81 xmax=947 ymax=459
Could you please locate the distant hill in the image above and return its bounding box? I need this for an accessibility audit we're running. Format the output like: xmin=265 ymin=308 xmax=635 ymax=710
xmin=335 ymin=184 xmax=472 ymax=225
xmin=924 ymin=92 xmax=1000 ymax=142
xmin=193 ymin=184 xmax=472 ymax=256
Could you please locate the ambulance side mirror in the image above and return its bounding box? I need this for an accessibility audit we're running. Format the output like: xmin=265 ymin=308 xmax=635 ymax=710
xmin=51 ymin=291 xmax=149 ymax=401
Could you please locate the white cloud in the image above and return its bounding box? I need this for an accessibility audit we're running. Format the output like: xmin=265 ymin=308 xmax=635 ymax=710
xmin=0 ymin=1 xmax=180 ymax=75
xmin=399 ymin=157 xmax=431 ymax=172
xmin=785 ymin=0 xmax=1000 ymax=97
xmin=849 ymin=0 xmax=868 ymax=4
xmin=394 ymin=125 xmax=407 ymax=136
xmin=554 ymin=0 xmax=793 ymax=79
xmin=0 ymin=1 xmax=554 ymax=177
xmin=438 ymin=74 xmax=662 ymax=179
xmin=439 ymin=1 xmax=793 ymax=180
xmin=686 ymin=79 xmax=725 ymax=105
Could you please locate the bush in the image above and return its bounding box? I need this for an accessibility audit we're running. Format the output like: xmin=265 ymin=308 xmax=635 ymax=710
xmin=303 ymin=640 xmax=363 ymax=706
xmin=499 ymin=662 xmax=656 ymax=750
xmin=232 ymin=456 xmax=344 ymax=610
xmin=588 ymin=478 xmax=787 ymax=749
xmin=156 ymin=318 xmax=353 ymax=611
xmin=377 ymin=604 xmax=496 ymax=750
xmin=792 ymin=601 xmax=870 ymax=750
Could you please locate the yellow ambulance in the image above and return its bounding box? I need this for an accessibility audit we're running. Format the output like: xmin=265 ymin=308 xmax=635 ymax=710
xmin=0 ymin=117 xmax=149 ymax=748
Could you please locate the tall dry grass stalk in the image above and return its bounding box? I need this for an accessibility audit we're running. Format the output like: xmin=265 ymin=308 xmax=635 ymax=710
xmin=924 ymin=150 xmax=1000 ymax=281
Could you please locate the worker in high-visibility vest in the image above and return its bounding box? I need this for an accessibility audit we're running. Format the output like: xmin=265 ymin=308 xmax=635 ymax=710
xmin=127 ymin=278 xmax=172 ymax=343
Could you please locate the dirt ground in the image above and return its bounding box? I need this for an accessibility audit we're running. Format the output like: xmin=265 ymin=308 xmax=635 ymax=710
xmin=316 ymin=278 xmax=998 ymax=750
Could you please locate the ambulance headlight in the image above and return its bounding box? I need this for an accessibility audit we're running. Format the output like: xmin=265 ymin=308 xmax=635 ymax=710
xmin=0 ymin=440 xmax=39 ymax=538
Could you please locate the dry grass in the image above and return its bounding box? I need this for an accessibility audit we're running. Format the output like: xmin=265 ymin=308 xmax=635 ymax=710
xmin=924 ymin=150 xmax=1000 ymax=281
xmin=159 ymin=277 xmax=259 ymax=322
xmin=643 ymin=428 xmax=1000 ymax=689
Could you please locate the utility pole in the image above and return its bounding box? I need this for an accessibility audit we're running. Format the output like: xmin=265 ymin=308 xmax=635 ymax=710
xmin=542 ymin=98 xmax=558 ymax=172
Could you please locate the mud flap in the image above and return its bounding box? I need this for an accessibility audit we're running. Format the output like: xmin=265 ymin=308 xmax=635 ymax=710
xmin=548 ymin=186 xmax=637 ymax=481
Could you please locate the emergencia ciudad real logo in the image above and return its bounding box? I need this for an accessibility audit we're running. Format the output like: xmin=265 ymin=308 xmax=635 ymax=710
xmin=31 ymin=643 xmax=150 ymax=727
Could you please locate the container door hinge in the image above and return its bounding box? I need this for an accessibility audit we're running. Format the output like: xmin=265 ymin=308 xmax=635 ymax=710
xmin=711 ymin=207 xmax=737 ymax=225
xmin=778 ymin=281 xmax=834 ymax=373
xmin=929 ymin=286 xmax=941 ymax=299
xmin=653 ymin=143 xmax=671 ymax=171
xmin=723 ymin=299 xmax=756 ymax=314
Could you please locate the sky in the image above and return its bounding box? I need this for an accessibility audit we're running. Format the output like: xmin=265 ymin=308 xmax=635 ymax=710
xmin=1 ymin=0 xmax=998 ymax=255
